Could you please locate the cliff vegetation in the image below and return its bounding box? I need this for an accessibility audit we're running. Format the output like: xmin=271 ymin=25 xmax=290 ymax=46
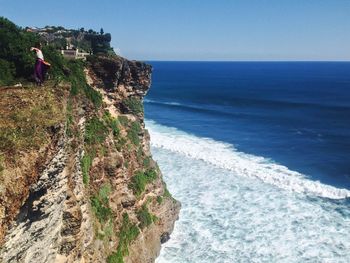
xmin=0 ymin=17 xmax=180 ymax=263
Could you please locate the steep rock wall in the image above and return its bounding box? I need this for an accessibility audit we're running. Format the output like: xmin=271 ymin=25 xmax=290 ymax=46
xmin=0 ymin=55 xmax=180 ymax=263
xmin=85 ymin=55 xmax=180 ymax=262
xmin=0 ymin=84 xmax=69 ymax=245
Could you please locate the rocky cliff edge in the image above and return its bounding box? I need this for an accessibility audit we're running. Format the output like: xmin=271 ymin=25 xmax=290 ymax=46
xmin=0 ymin=54 xmax=180 ymax=263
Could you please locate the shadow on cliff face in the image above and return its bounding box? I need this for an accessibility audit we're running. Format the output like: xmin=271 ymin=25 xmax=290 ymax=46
xmin=16 ymin=188 xmax=49 ymax=226
xmin=15 ymin=156 xmax=66 ymax=227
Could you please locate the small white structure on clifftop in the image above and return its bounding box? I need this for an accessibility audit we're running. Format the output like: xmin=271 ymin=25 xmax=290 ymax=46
xmin=61 ymin=48 xmax=90 ymax=60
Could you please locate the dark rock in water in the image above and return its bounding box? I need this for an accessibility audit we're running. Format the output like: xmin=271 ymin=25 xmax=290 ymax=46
xmin=160 ymin=232 xmax=170 ymax=244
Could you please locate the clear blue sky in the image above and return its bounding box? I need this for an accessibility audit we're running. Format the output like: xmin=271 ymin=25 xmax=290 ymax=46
xmin=1 ymin=0 xmax=349 ymax=61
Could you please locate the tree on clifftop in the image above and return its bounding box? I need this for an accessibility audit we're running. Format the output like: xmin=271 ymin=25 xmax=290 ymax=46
xmin=0 ymin=17 xmax=39 ymax=85
xmin=84 ymin=32 xmax=113 ymax=54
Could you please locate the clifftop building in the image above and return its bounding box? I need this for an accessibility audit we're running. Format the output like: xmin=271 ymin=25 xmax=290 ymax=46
xmin=60 ymin=47 xmax=90 ymax=60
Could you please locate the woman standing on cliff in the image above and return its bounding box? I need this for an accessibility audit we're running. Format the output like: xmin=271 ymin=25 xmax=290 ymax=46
xmin=30 ymin=43 xmax=49 ymax=85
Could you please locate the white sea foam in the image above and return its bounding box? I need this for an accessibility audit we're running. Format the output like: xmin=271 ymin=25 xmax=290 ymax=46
xmin=144 ymin=99 xmax=182 ymax=106
xmin=145 ymin=120 xmax=350 ymax=200
xmin=153 ymin=146 xmax=350 ymax=263
xmin=144 ymin=98 xmax=157 ymax=103
xmin=146 ymin=120 xmax=350 ymax=261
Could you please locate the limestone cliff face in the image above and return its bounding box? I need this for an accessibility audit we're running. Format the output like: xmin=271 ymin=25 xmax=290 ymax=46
xmin=0 ymin=55 xmax=180 ymax=263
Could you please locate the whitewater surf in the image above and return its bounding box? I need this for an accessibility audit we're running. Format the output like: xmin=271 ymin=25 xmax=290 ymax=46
xmin=147 ymin=120 xmax=350 ymax=263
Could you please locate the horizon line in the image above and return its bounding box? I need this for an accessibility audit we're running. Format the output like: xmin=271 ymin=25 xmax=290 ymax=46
xmin=137 ymin=59 xmax=350 ymax=63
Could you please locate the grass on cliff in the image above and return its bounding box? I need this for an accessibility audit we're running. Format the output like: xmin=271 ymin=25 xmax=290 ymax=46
xmin=81 ymin=153 xmax=92 ymax=185
xmin=91 ymin=183 xmax=112 ymax=224
xmin=118 ymin=115 xmax=129 ymax=127
xmin=156 ymin=196 xmax=163 ymax=204
xmin=42 ymin=49 xmax=102 ymax=109
xmin=127 ymin=121 xmax=141 ymax=146
xmin=85 ymin=116 xmax=108 ymax=145
xmin=122 ymin=97 xmax=143 ymax=115
xmin=81 ymin=112 xmax=121 ymax=185
xmin=65 ymin=97 xmax=74 ymax=137
xmin=83 ymin=84 xmax=103 ymax=108
xmin=114 ymin=116 xmax=141 ymax=147
xmin=0 ymin=84 xmax=66 ymax=160
xmin=107 ymin=213 xmax=140 ymax=263
xmin=129 ymin=169 xmax=158 ymax=197
xmin=0 ymin=154 xmax=4 ymax=175
xmin=66 ymin=59 xmax=103 ymax=108
xmin=136 ymin=204 xmax=157 ymax=229
xmin=103 ymin=111 xmax=120 ymax=137
xmin=107 ymin=206 xmax=156 ymax=263
xmin=85 ymin=112 xmax=121 ymax=147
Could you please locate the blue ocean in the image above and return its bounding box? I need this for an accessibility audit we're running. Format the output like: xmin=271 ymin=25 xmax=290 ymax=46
xmin=144 ymin=62 xmax=350 ymax=262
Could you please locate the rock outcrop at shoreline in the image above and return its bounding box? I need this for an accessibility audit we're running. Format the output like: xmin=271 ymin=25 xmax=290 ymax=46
xmin=0 ymin=54 xmax=180 ymax=263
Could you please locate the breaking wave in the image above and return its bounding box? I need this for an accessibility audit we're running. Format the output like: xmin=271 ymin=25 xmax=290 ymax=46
xmin=146 ymin=120 xmax=350 ymax=200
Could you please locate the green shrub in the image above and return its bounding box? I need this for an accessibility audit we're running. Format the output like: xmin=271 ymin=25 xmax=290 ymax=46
xmin=136 ymin=204 xmax=155 ymax=229
xmin=65 ymin=99 xmax=73 ymax=136
xmin=103 ymin=111 xmax=120 ymax=137
xmin=156 ymin=196 xmax=163 ymax=205
xmin=110 ymin=120 xmax=120 ymax=137
xmin=65 ymin=60 xmax=103 ymax=108
xmin=83 ymin=84 xmax=102 ymax=108
xmin=0 ymin=155 xmax=4 ymax=175
xmin=107 ymin=213 xmax=140 ymax=263
xmin=90 ymin=183 xmax=112 ymax=223
xmin=118 ymin=213 xmax=140 ymax=252
xmin=81 ymin=153 xmax=92 ymax=185
xmin=0 ymin=59 xmax=15 ymax=85
xmin=131 ymin=121 xmax=141 ymax=133
xmin=90 ymin=196 xmax=112 ymax=223
xmin=104 ymin=219 xmax=114 ymax=238
xmin=123 ymin=97 xmax=143 ymax=115
xmin=129 ymin=169 xmax=157 ymax=197
xmin=116 ymin=137 xmax=127 ymax=151
xmin=145 ymin=169 xmax=157 ymax=181
xmin=50 ymin=38 xmax=67 ymax=50
xmin=118 ymin=115 xmax=129 ymax=126
xmin=84 ymin=32 xmax=113 ymax=54
xmin=107 ymin=250 xmax=123 ymax=263
xmin=143 ymin=157 xmax=151 ymax=168
xmin=66 ymin=59 xmax=85 ymax=82
xmin=0 ymin=17 xmax=39 ymax=81
xmin=42 ymin=44 xmax=67 ymax=78
xmin=127 ymin=121 xmax=141 ymax=146
xmin=129 ymin=171 xmax=146 ymax=197
xmin=99 ymin=183 xmax=112 ymax=203
xmin=70 ymin=82 xmax=79 ymax=96
xmin=98 ymin=219 xmax=114 ymax=240
xmin=136 ymin=146 xmax=143 ymax=162
xmin=85 ymin=116 xmax=108 ymax=145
